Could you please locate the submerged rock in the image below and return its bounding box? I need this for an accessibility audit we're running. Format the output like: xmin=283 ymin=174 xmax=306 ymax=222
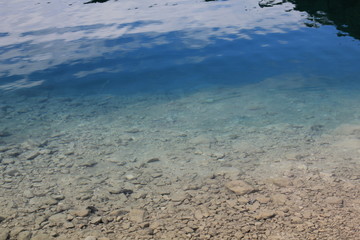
xmin=225 ymin=180 xmax=257 ymax=196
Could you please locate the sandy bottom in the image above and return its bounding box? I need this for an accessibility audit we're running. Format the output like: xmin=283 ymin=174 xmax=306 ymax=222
xmin=1 ymin=74 xmax=360 ymax=240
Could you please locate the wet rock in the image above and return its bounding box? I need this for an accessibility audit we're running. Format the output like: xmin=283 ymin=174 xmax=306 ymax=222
xmin=225 ymin=180 xmax=257 ymax=196
xmin=215 ymin=167 xmax=241 ymax=180
xmin=78 ymin=161 xmax=97 ymax=168
xmin=147 ymin=157 xmax=160 ymax=163
xmin=128 ymin=209 xmax=146 ymax=223
xmin=22 ymin=150 xmax=40 ymax=160
xmin=0 ymin=130 xmax=11 ymax=137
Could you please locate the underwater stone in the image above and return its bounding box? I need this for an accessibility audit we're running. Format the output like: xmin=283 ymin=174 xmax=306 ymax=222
xmin=225 ymin=180 xmax=256 ymax=196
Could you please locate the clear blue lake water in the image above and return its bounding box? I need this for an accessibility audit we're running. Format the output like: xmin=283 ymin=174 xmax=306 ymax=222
xmin=1 ymin=0 xmax=360 ymax=239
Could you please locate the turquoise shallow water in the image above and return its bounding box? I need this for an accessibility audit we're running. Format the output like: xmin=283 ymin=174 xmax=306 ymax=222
xmin=1 ymin=0 xmax=360 ymax=143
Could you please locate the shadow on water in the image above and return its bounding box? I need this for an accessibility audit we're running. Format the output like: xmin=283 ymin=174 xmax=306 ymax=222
xmin=84 ymin=0 xmax=111 ymax=4
xmin=291 ymin=0 xmax=360 ymax=39
xmin=260 ymin=0 xmax=360 ymax=40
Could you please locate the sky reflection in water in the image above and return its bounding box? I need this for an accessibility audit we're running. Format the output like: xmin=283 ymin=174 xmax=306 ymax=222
xmin=0 ymin=0 xmax=359 ymax=93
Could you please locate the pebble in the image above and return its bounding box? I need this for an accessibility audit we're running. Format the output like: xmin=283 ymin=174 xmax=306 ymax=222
xmin=254 ymin=210 xmax=276 ymax=220
xmin=269 ymin=177 xmax=293 ymax=187
xmin=170 ymin=191 xmax=187 ymax=202
xmin=30 ymin=233 xmax=51 ymax=240
xmin=147 ymin=157 xmax=160 ymax=163
xmin=22 ymin=150 xmax=40 ymax=160
xmin=84 ymin=237 xmax=97 ymax=240
xmin=70 ymin=207 xmax=91 ymax=217
xmin=18 ymin=231 xmax=32 ymax=240
xmin=78 ymin=161 xmax=97 ymax=168
xmin=0 ymin=229 xmax=10 ymax=240
xmin=128 ymin=209 xmax=146 ymax=223
xmin=325 ymin=196 xmax=343 ymax=205
xmin=271 ymin=194 xmax=287 ymax=205
xmin=48 ymin=213 xmax=67 ymax=224
xmin=256 ymin=196 xmax=271 ymax=204
xmin=125 ymin=174 xmax=136 ymax=180
xmin=225 ymin=180 xmax=256 ymax=196
xmin=90 ymin=216 xmax=103 ymax=225
xmin=64 ymin=222 xmax=75 ymax=229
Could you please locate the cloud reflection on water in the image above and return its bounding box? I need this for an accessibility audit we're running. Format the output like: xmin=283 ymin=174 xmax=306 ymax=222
xmin=0 ymin=0 xmax=305 ymax=83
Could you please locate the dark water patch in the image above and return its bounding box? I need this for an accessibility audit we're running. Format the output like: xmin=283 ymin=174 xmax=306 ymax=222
xmin=290 ymin=0 xmax=360 ymax=40
xmin=84 ymin=0 xmax=112 ymax=4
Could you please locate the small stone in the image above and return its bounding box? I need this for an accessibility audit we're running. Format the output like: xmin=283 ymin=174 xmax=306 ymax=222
xmin=269 ymin=177 xmax=292 ymax=187
xmin=64 ymin=222 xmax=75 ymax=229
xmin=125 ymin=174 xmax=136 ymax=180
xmin=254 ymin=210 xmax=276 ymax=220
xmin=147 ymin=158 xmax=160 ymax=163
xmin=225 ymin=180 xmax=256 ymax=196
xmin=291 ymin=216 xmax=303 ymax=224
xmin=22 ymin=150 xmax=40 ymax=160
xmin=70 ymin=207 xmax=91 ymax=217
xmin=51 ymin=194 xmax=65 ymax=201
xmin=78 ymin=161 xmax=97 ymax=168
xmin=0 ymin=229 xmax=10 ymax=240
xmin=23 ymin=190 xmax=34 ymax=198
xmin=48 ymin=213 xmax=67 ymax=224
xmin=91 ymin=216 xmax=103 ymax=224
xmin=128 ymin=209 xmax=146 ymax=223
xmin=194 ymin=210 xmax=203 ymax=220
xmin=183 ymin=227 xmax=194 ymax=233
xmin=256 ymin=196 xmax=271 ymax=204
xmin=325 ymin=196 xmax=343 ymax=205
xmin=170 ymin=191 xmax=187 ymax=202
xmin=84 ymin=237 xmax=97 ymax=240
xmin=247 ymin=201 xmax=260 ymax=211
xmin=109 ymin=209 xmax=128 ymax=216
xmin=30 ymin=233 xmax=52 ymax=240
xmin=271 ymin=194 xmax=287 ymax=205
xmin=0 ymin=216 xmax=5 ymax=223
xmin=18 ymin=231 xmax=32 ymax=240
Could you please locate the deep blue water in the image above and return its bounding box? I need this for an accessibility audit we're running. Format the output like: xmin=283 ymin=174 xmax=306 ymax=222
xmin=1 ymin=0 xmax=360 ymax=96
